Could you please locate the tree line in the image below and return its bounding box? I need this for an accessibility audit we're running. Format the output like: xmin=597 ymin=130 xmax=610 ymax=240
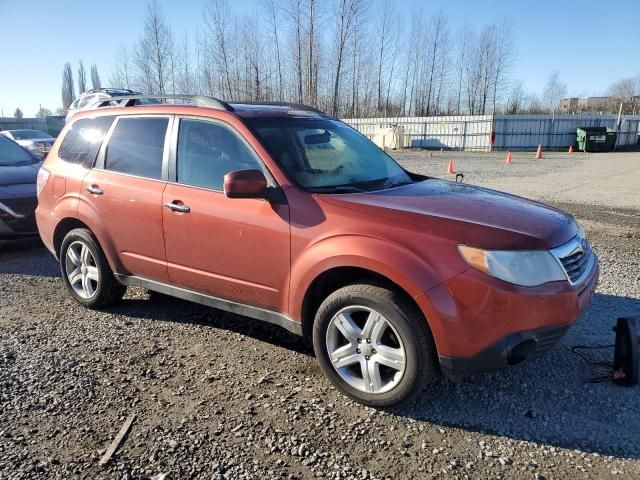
xmin=61 ymin=60 xmax=102 ymax=110
xmin=55 ymin=0 xmax=639 ymax=118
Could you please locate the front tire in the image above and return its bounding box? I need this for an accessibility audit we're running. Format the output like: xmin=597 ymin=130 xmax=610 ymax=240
xmin=312 ymin=283 xmax=437 ymax=408
xmin=60 ymin=228 xmax=126 ymax=309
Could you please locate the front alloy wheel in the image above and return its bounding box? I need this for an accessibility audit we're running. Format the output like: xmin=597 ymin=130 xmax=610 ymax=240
xmin=313 ymin=283 xmax=437 ymax=408
xmin=326 ymin=306 xmax=406 ymax=394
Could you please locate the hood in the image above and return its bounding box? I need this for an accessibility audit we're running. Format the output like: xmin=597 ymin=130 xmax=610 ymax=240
xmin=16 ymin=138 xmax=54 ymax=146
xmin=320 ymin=179 xmax=577 ymax=250
xmin=0 ymin=162 xmax=41 ymax=189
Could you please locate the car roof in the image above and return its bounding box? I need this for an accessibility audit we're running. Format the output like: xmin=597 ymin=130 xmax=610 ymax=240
xmin=229 ymin=103 xmax=328 ymax=119
xmin=70 ymin=101 xmax=330 ymax=122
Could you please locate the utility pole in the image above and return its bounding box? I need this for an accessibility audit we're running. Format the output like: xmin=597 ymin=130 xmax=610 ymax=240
xmin=613 ymin=101 xmax=623 ymax=151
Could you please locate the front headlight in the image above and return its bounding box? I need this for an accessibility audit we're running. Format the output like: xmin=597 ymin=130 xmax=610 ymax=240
xmin=458 ymin=245 xmax=566 ymax=287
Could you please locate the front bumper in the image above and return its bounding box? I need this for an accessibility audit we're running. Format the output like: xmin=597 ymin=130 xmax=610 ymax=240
xmin=416 ymin=254 xmax=599 ymax=377
xmin=439 ymin=323 xmax=571 ymax=377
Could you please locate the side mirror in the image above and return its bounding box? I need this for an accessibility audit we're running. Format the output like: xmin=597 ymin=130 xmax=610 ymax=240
xmin=224 ymin=169 xmax=269 ymax=199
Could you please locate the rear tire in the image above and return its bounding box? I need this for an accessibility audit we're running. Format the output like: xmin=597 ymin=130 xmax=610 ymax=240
xmin=312 ymin=283 xmax=437 ymax=408
xmin=59 ymin=228 xmax=126 ymax=309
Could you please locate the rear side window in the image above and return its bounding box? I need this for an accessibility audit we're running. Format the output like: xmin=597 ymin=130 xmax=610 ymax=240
xmin=104 ymin=117 xmax=168 ymax=180
xmin=58 ymin=116 xmax=114 ymax=167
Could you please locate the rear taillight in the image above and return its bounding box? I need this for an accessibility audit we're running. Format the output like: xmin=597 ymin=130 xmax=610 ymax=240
xmin=36 ymin=167 xmax=50 ymax=198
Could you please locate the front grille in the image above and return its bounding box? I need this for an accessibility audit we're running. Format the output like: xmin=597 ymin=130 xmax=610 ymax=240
xmin=559 ymin=249 xmax=590 ymax=283
xmin=550 ymin=230 xmax=595 ymax=285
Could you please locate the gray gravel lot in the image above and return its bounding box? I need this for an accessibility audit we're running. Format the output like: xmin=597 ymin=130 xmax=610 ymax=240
xmin=1 ymin=151 xmax=639 ymax=479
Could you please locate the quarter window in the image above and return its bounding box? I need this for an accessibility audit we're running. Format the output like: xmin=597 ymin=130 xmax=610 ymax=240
xmin=58 ymin=116 xmax=114 ymax=167
xmin=104 ymin=117 xmax=168 ymax=180
xmin=176 ymin=119 xmax=264 ymax=191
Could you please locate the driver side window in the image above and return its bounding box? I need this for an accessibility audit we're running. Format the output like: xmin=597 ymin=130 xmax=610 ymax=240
xmin=177 ymin=118 xmax=264 ymax=191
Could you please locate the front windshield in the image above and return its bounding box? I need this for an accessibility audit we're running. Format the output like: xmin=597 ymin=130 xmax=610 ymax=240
xmin=0 ymin=136 xmax=35 ymax=165
xmin=10 ymin=130 xmax=52 ymax=140
xmin=247 ymin=117 xmax=412 ymax=192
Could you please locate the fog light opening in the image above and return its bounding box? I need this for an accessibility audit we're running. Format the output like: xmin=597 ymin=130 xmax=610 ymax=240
xmin=507 ymin=339 xmax=537 ymax=365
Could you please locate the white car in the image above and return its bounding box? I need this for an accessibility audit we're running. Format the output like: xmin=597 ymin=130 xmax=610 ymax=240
xmin=0 ymin=130 xmax=54 ymax=158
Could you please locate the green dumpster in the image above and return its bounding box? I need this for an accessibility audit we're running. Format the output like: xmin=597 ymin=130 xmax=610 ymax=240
xmin=576 ymin=127 xmax=617 ymax=152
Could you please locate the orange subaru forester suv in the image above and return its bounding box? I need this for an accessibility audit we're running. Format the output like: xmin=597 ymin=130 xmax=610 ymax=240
xmin=36 ymin=96 xmax=598 ymax=407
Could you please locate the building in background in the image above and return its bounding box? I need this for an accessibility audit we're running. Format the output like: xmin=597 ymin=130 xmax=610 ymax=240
xmin=560 ymin=96 xmax=640 ymax=114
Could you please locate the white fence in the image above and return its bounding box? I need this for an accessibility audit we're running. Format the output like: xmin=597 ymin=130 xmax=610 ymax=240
xmin=343 ymin=114 xmax=640 ymax=151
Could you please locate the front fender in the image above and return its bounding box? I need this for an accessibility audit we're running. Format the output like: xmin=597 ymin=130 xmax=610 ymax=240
xmin=289 ymin=234 xmax=444 ymax=321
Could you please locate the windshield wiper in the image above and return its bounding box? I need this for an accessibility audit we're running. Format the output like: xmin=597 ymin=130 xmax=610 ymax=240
xmin=307 ymin=185 xmax=365 ymax=194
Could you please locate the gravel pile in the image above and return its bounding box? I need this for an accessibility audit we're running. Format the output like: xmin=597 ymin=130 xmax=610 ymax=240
xmin=1 ymin=152 xmax=639 ymax=479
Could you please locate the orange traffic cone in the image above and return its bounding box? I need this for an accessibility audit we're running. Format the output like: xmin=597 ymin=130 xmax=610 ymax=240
xmin=506 ymin=151 xmax=513 ymax=165
xmin=447 ymin=159 xmax=454 ymax=174
xmin=568 ymin=145 xmax=573 ymax=155
xmin=440 ymin=147 xmax=444 ymax=154
xmin=536 ymin=144 xmax=543 ymax=159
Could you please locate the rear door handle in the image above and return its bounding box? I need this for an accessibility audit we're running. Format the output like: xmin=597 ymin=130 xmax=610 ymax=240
xmin=164 ymin=201 xmax=190 ymax=213
xmin=86 ymin=185 xmax=103 ymax=195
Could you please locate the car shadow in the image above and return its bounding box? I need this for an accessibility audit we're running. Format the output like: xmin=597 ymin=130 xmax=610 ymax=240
xmin=392 ymin=292 xmax=640 ymax=459
xmin=115 ymin=289 xmax=640 ymax=459
xmin=111 ymin=293 xmax=314 ymax=357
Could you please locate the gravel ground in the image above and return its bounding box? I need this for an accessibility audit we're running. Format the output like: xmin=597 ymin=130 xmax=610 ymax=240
xmin=1 ymin=151 xmax=639 ymax=479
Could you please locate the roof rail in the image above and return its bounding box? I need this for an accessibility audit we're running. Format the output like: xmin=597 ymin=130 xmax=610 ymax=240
xmin=230 ymin=101 xmax=326 ymax=115
xmin=91 ymin=94 xmax=235 ymax=112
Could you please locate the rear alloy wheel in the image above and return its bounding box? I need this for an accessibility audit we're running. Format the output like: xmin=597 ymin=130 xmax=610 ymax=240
xmin=313 ymin=283 xmax=437 ymax=408
xmin=65 ymin=241 xmax=99 ymax=299
xmin=60 ymin=228 xmax=126 ymax=309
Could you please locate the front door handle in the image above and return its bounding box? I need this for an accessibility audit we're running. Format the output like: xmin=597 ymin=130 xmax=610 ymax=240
xmin=164 ymin=201 xmax=190 ymax=213
xmin=86 ymin=185 xmax=103 ymax=195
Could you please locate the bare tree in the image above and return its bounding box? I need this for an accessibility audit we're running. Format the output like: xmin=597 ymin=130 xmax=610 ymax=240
xmin=608 ymin=76 xmax=640 ymax=114
xmin=203 ymin=0 xmax=234 ymax=98
xmin=454 ymin=27 xmax=471 ymax=113
xmin=287 ymin=0 xmax=305 ymax=103
xmin=109 ymin=45 xmax=132 ymax=89
xmin=77 ymin=60 xmax=87 ymax=94
xmin=374 ymin=0 xmax=392 ymax=112
xmin=331 ymin=0 xmax=365 ymax=115
xmin=424 ymin=11 xmax=448 ymax=116
xmin=490 ymin=23 xmax=515 ymax=114
xmin=505 ymin=80 xmax=525 ymax=114
xmin=36 ymin=107 xmax=52 ymax=118
xmin=62 ymin=62 xmax=75 ymax=110
xmin=91 ymin=64 xmax=102 ymax=89
xmin=135 ymin=0 xmax=175 ymax=95
xmin=543 ymin=71 xmax=567 ymax=114
xmin=477 ymin=25 xmax=496 ymax=115
xmin=263 ymin=0 xmax=285 ymax=100
xmin=306 ymin=0 xmax=317 ymax=105
xmin=14 ymin=108 xmax=23 ymax=118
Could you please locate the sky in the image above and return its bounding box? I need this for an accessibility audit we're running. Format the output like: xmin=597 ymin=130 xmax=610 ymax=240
xmin=0 ymin=0 xmax=639 ymax=117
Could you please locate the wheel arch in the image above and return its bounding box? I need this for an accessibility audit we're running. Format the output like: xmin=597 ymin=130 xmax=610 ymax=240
xmin=299 ymin=266 xmax=434 ymax=347
xmin=52 ymin=216 xmax=122 ymax=273
xmin=53 ymin=217 xmax=91 ymax=258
